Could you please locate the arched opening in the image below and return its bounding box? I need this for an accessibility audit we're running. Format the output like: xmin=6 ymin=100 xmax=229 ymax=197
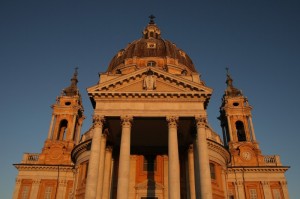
xmin=57 ymin=120 xmax=68 ymax=140
xmin=236 ymin=121 xmax=246 ymax=141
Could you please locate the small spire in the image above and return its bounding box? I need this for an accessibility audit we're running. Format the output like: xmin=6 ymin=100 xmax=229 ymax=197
xmin=224 ymin=67 xmax=242 ymax=97
xmin=63 ymin=67 xmax=79 ymax=96
xmin=71 ymin=67 xmax=79 ymax=85
xmin=149 ymin=14 xmax=156 ymax=24
xmin=225 ymin=67 xmax=233 ymax=87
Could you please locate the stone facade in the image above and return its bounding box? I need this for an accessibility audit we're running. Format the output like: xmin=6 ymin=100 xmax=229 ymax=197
xmin=13 ymin=18 xmax=289 ymax=199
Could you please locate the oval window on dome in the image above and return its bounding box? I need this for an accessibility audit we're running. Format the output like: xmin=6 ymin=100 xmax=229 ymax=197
xmin=147 ymin=61 xmax=156 ymax=67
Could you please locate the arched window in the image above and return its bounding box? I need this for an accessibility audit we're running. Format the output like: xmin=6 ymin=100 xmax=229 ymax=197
xmin=57 ymin=120 xmax=68 ymax=140
xmin=236 ymin=121 xmax=246 ymax=141
xmin=209 ymin=163 xmax=216 ymax=180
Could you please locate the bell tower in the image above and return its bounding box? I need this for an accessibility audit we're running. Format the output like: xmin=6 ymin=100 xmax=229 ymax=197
xmin=219 ymin=69 xmax=262 ymax=165
xmin=38 ymin=68 xmax=85 ymax=165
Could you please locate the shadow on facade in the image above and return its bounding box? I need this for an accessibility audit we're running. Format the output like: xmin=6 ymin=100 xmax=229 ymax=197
xmin=145 ymin=155 xmax=157 ymax=199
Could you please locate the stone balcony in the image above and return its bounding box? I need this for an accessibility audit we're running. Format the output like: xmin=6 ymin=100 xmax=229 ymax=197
xmin=21 ymin=153 xmax=40 ymax=164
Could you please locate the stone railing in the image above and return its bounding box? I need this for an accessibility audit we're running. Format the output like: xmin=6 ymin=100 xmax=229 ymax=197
xmin=263 ymin=155 xmax=282 ymax=166
xmin=21 ymin=153 xmax=40 ymax=164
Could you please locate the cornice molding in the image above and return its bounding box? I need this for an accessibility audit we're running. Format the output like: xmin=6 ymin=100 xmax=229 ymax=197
xmin=13 ymin=164 xmax=74 ymax=172
xmin=71 ymin=140 xmax=92 ymax=163
xmin=227 ymin=166 xmax=289 ymax=173
xmin=207 ymin=139 xmax=230 ymax=162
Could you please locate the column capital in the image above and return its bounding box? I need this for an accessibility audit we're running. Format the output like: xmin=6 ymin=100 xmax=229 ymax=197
xmin=166 ymin=116 xmax=179 ymax=128
xmin=195 ymin=115 xmax=207 ymax=128
xmin=103 ymin=128 xmax=109 ymax=137
xmin=121 ymin=115 xmax=133 ymax=127
xmin=93 ymin=115 xmax=105 ymax=128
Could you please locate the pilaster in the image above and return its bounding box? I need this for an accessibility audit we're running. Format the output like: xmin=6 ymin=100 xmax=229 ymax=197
xmin=281 ymin=180 xmax=290 ymax=199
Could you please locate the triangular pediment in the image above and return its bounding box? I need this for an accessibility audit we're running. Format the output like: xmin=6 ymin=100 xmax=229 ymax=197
xmin=88 ymin=67 xmax=212 ymax=94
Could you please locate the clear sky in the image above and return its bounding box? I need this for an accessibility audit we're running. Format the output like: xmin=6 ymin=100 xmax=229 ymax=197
xmin=0 ymin=0 xmax=299 ymax=198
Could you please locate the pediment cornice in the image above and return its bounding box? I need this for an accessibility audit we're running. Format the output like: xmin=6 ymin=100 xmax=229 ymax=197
xmin=88 ymin=67 xmax=212 ymax=94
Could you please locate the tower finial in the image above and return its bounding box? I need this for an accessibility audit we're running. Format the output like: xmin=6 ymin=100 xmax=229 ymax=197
xmin=224 ymin=67 xmax=242 ymax=97
xmin=226 ymin=67 xmax=229 ymax=76
xmin=149 ymin=14 xmax=156 ymax=24
xmin=63 ymin=67 xmax=79 ymax=96
xmin=225 ymin=67 xmax=233 ymax=87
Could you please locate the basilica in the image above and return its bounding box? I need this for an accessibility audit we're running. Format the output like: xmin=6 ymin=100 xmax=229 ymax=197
xmin=13 ymin=17 xmax=290 ymax=199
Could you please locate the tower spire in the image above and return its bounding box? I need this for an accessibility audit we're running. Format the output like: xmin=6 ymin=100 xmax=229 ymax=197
xmin=224 ymin=68 xmax=242 ymax=97
xmin=63 ymin=67 xmax=79 ymax=96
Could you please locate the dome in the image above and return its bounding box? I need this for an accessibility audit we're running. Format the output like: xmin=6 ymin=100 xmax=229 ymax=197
xmin=107 ymin=17 xmax=196 ymax=75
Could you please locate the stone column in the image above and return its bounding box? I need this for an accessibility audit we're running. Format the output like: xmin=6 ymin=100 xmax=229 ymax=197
xmin=166 ymin=116 xmax=181 ymax=199
xmin=117 ymin=116 xmax=133 ymax=199
xmin=102 ymin=146 xmax=113 ymax=199
xmin=226 ymin=115 xmax=233 ymax=141
xmin=30 ymin=178 xmax=40 ymax=198
xmin=47 ymin=114 xmax=55 ymax=139
xmin=261 ymin=181 xmax=272 ymax=198
xmin=187 ymin=144 xmax=196 ymax=199
xmin=281 ymin=181 xmax=290 ymax=199
xmin=70 ymin=114 xmax=77 ymax=141
xmin=75 ymin=118 xmax=84 ymax=144
xmin=195 ymin=116 xmax=213 ymax=199
xmin=248 ymin=116 xmax=256 ymax=141
xmin=85 ymin=115 xmax=105 ymax=199
xmin=96 ymin=130 xmax=109 ymax=199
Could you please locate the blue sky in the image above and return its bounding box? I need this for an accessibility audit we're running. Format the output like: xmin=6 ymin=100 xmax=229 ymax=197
xmin=0 ymin=1 xmax=299 ymax=198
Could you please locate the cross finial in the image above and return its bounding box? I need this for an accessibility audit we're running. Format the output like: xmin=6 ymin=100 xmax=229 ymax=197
xmin=226 ymin=67 xmax=229 ymax=75
xmin=149 ymin=15 xmax=156 ymax=24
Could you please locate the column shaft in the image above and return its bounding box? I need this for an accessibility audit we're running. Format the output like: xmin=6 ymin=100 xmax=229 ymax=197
xmin=226 ymin=115 xmax=233 ymax=141
xmin=117 ymin=116 xmax=132 ymax=199
xmin=195 ymin=116 xmax=213 ymax=199
xmin=96 ymin=132 xmax=108 ymax=199
xmin=248 ymin=117 xmax=256 ymax=141
xmin=47 ymin=115 xmax=55 ymax=139
xmin=167 ymin=116 xmax=181 ymax=199
xmin=85 ymin=115 xmax=105 ymax=199
xmin=188 ymin=145 xmax=196 ymax=199
xmin=102 ymin=146 xmax=113 ymax=199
